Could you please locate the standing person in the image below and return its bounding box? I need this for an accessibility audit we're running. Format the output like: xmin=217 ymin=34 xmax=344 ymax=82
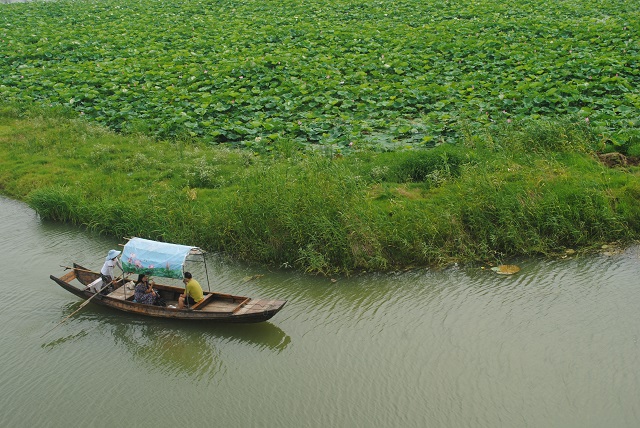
xmin=133 ymin=273 xmax=158 ymax=305
xmin=92 ymin=249 xmax=123 ymax=293
xmin=178 ymin=271 xmax=203 ymax=309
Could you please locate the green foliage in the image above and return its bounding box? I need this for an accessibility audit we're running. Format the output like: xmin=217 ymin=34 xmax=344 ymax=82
xmin=0 ymin=0 xmax=638 ymax=148
xmin=615 ymin=182 xmax=640 ymax=231
xmin=220 ymin=158 xmax=368 ymax=273
xmin=187 ymin=158 xmax=224 ymax=188
xmin=457 ymin=180 xmax=625 ymax=259
xmin=2 ymin=113 xmax=639 ymax=273
xmin=388 ymin=145 xmax=468 ymax=184
xmin=28 ymin=186 xmax=83 ymax=223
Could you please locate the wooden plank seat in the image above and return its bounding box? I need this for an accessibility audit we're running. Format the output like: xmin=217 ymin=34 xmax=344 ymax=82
xmin=59 ymin=271 xmax=76 ymax=283
xmin=189 ymin=293 xmax=214 ymax=310
xmin=232 ymin=298 xmax=251 ymax=313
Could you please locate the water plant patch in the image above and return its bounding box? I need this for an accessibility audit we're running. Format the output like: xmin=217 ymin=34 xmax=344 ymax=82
xmin=1 ymin=0 xmax=638 ymax=151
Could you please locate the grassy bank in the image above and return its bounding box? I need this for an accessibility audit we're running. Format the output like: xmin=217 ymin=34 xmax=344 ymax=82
xmin=2 ymin=104 xmax=639 ymax=273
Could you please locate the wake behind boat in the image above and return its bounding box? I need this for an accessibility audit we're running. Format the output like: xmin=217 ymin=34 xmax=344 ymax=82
xmin=49 ymin=238 xmax=286 ymax=323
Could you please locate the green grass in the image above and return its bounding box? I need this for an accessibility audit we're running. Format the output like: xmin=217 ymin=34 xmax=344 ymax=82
xmin=1 ymin=104 xmax=639 ymax=273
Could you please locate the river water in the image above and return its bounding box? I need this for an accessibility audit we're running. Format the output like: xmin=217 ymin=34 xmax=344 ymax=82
xmin=1 ymin=195 xmax=639 ymax=427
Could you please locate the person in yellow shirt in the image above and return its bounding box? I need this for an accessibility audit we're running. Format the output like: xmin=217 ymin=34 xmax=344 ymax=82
xmin=178 ymin=271 xmax=204 ymax=309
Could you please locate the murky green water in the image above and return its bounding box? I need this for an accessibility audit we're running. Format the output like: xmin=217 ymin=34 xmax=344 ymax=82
xmin=1 ymin=195 xmax=639 ymax=427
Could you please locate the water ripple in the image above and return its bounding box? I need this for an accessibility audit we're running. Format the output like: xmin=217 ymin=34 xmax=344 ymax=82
xmin=3 ymin=196 xmax=640 ymax=427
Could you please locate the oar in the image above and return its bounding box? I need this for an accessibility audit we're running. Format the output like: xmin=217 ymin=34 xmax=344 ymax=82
xmin=41 ymin=274 xmax=122 ymax=338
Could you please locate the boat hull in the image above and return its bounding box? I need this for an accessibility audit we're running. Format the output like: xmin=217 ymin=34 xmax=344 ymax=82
xmin=50 ymin=264 xmax=286 ymax=323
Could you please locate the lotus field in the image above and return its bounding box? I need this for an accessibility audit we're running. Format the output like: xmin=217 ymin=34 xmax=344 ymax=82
xmin=1 ymin=0 xmax=638 ymax=152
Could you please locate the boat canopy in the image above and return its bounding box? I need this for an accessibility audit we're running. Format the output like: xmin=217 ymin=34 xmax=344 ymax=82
xmin=121 ymin=237 xmax=203 ymax=279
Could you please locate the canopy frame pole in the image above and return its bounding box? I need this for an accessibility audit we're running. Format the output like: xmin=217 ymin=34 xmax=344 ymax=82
xmin=203 ymin=252 xmax=211 ymax=292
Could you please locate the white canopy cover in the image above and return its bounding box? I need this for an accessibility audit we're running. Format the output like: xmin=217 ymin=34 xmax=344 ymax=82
xmin=121 ymin=237 xmax=202 ymax=279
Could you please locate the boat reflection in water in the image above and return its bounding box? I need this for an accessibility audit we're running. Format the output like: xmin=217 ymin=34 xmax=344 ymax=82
xmin=43 ymin=303 xmax=291 ymax=380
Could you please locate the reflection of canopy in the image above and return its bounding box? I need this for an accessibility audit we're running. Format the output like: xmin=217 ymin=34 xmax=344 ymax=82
xmin=121 ymin=237 xmax=203 ymax=279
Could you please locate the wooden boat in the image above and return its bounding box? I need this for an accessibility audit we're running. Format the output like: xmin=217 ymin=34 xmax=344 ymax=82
xmin=50 ymin=264 xmax=287 ymax=323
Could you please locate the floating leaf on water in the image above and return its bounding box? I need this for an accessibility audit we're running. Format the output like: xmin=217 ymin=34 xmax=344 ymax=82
xmin=491 ymin=265 xmax=521 ymax=275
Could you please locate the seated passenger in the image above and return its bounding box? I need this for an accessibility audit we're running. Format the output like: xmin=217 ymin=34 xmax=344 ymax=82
xmin=178 ymin=271 xmax=203 ymax=309
xmin=134 ymin=273 xmax=158 ymax=305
